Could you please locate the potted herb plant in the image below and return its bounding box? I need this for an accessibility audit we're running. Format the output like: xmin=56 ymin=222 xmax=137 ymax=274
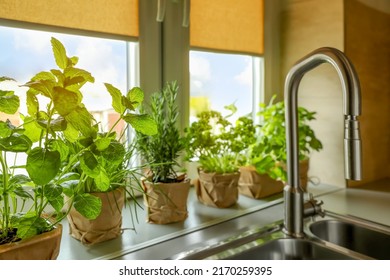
xmin=184 ymin=105 xmax=256 ymax=208
xmin=238 ymin=138 xmax=286 ymax=199
xmin=0 ymin=66 xmax=73 ymax=259
xmin=0 ymin=36 xmax=157 ymax=256
xmin=44 ymin=40 xmax=157 ymax=245
xmin=0 ymin=77 xmax=63 ymax=259
xmin=135 ymin=81 xmax=191 ymax=224
xmin=239 ymin=96 xmax=323 ymax=198
xmin=62 ymin=100 xmax=153 ymax=244
xmin=0 ymin=33 xmax=114 ymax=255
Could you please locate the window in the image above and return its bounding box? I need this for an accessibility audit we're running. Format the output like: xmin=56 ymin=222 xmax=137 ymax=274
xmin=1 ymin=2 xmax=265 ymax=171
xmin=190 ymin=50 xmax=263 ymax=123
xmin=138 ymin=0 xmax=265 ymax=129
xmin=188 ymin=0 xmax=265 ymax=122
xmin=0 ymin=0 xmax=264 ymax=257
xmin=1 ymin=0 xmax=266 ymax=129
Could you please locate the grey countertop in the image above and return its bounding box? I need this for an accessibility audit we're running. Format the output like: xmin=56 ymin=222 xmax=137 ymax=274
xmin=57 ymin=181 xmax=390 ymax=260
xmin=319 ymin=185 xmax=390 ymax=226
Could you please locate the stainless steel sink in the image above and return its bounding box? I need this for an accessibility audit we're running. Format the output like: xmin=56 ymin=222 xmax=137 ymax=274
xmin=170 ymin=219 xmax=367 ymax=260
xmin=170 ymin=213 xmax=389 ymax=260
xmin=224 ymin=238 xmax=354 ymax=260
xmin=309 ymin=218 xmax=390 ymax=260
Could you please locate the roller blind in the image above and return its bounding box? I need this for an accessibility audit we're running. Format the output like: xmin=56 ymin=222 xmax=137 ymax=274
xmin=190 ymin=0 xmax=264 ymax=56
xmin=0 ymin=0 xmax=139 ymax=39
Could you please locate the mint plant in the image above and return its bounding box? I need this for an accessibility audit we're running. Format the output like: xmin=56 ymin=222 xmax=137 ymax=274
xmin=62 ymin=82 xmax=157 ymax=220
xmin=0 ymin=37 xmax=156 ymax=244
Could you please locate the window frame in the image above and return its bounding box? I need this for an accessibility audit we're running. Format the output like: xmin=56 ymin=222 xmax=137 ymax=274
xmin=139 ymin=1 xmax=267 ymax=132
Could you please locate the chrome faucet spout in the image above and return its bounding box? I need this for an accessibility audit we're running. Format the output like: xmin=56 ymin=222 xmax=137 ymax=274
xmin=283 ymin=47 xmax=362 ymax=237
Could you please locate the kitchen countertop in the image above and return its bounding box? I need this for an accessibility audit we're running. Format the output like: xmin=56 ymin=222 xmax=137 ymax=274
xmin=57 ymin=181 xmax=390 ymax=260
xmin=320 ymin=180 xmax=390 ymax=226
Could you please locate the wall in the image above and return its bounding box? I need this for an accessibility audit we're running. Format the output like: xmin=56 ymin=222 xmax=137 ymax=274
xmin=280 ymin=0 xmax=346 ymax=187
xmin=345 ymin=0 xmax=390 ymax=186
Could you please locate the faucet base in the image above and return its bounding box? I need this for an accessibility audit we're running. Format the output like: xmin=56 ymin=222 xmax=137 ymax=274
xmin=283 ymin=184 xmax=305 ymax=238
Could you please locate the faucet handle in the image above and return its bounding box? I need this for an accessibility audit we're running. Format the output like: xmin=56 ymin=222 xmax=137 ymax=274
xmin=304 ymin=193 xmax=325 ymax=218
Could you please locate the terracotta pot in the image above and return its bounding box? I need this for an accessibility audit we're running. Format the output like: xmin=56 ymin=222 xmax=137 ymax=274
xmin=238 ymin=166 xmax=284 ymax=199
xmin=143 ymin=178 xmax=191 ymax=224
xmin=196 ymin=169 xmax=240 ymax=208
xmin=0 ymin=224 xmax=62 ymax=260
xmin=67 ymin=187 xmax=125 ymax=245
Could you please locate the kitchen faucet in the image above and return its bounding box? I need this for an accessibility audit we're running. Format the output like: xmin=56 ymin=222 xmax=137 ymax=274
xmin=283 ymin=47 xmax=362 ymax=238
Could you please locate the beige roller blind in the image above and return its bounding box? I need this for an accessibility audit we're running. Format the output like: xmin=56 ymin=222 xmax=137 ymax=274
xmin=0 ymin=0 xmax=139 ymax=39
xmin=190 ymin=0 xmax=264 ymax=56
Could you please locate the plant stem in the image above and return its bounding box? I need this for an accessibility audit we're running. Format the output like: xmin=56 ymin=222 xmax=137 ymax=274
xmin=44 ymin=101 xmax=55 ymax=145
xmin=107 ymin=112 xmax=125 ymax=138
xmin=0 ymin=152 xmax=10 ymax=237
xmin=58 ymin=146 xmax=87 ymax=179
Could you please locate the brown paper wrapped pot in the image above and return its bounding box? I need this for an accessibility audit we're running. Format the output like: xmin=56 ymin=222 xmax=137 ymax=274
xmin=196 ymin=170 xmax=240 ymax=208
xmin=0 ymin=224 xmax=62 ymax=260
xmin=238 ymin=166 xmax=284 ymax=199
xmin=143 ymin=179 xmax=191 ymax=224
xmin=67 ymin=187 xmax=125 ymax=245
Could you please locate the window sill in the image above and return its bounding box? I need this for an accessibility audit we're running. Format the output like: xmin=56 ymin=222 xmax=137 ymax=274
xmin=57 ymin=184 xmax=340 ymax=260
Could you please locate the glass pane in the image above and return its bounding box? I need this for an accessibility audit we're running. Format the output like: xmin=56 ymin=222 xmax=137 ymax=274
xmin=190 ymin=50 xmax=259 ymax=122
xmin=0 ymin=26 xmax=137 ymax=133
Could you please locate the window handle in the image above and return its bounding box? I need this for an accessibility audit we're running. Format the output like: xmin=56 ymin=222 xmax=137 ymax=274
xmin=157 ymin=0 xmax=190 ymax=28
xmin=156 ymin=0 xmax=167 ymax=22
xmin=182 ymin=0 xmax=190 ymax=27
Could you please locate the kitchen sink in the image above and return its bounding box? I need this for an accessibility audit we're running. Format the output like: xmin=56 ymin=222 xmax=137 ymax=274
xmin=224 ymin=238 xmax=354 ymax=260
xmin=170 ymin=213 xmax=389 ymax=260
xmin=309 ymin=218 xmax=390 ymax=260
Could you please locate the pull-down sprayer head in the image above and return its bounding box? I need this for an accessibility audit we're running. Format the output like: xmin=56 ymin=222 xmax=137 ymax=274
xmin=344 ymin=115 xmax=362 ymax=180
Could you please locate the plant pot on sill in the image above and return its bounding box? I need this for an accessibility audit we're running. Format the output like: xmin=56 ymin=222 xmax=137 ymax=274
xmin=0 ymin=224 xmax=62 ymax=260
xmin=238 ymin=166 xmax=284 ymax=199
xmin=142 ymin=177 xmax=191 ymax=224
xmin=196 ymin=169 xmax=240 ymax=208
xmin=67 ymin=187 xmax=125 ymax=245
